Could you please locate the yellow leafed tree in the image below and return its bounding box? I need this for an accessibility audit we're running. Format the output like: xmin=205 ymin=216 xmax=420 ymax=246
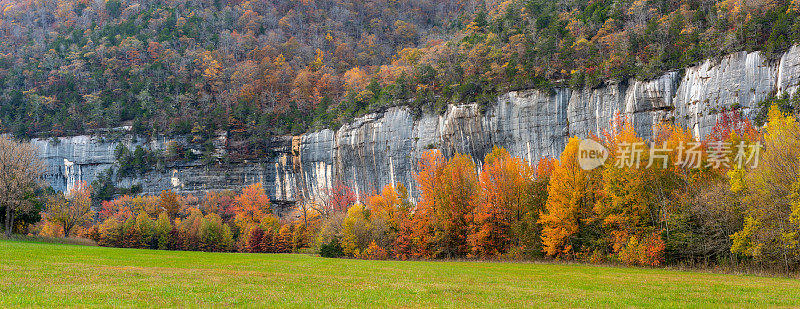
xmin=539 ymin=137 xmax=598 ymax=258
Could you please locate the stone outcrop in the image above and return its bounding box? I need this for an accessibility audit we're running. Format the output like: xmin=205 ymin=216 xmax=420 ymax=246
xmin=32 ymin=46 xmax=800 ymax=207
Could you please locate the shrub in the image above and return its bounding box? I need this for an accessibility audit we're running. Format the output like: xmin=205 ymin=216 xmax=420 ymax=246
xmin=97 ymin=217 xmax=123 ymax=247
xmin=618 ymin=232 xmax=666 ymax=267
xmin=320 ymin=238 xmax=344 ymax=258
xmin=361 ymin=240 xmax=389 ymax=260
xmin=199 ymin=213 xmax=231 ymax=252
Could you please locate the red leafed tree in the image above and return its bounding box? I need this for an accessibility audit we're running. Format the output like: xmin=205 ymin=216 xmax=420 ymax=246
xmin=203 ymin=191 xmax=236 ymax=220
xmin=316 ymin=181 xmax=357 ymax=216
xmin=247 ymin=226 xmax=265 ymax=253
xmin=98 ymin=195 xmax=134 ymax=222
xmin=392 ymin=210 xmax=416 ymax=260
xmin=705 ymin=108 xmax=758 ymax=143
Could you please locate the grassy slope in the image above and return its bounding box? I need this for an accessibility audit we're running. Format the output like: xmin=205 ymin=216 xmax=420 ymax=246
xmin=1 ymin=241 xmax=799 ymax=308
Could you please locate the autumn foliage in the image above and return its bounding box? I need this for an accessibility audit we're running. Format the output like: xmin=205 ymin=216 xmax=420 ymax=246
xmin=320 ymin=110 xmax=791 ymax=270
xmin=539 ymin=137 xmax=598 ymax=258
xmin=92 ymin=183 xmax=304 ymax=253
xmin=53 ymin=107 xmax=800 ymax=272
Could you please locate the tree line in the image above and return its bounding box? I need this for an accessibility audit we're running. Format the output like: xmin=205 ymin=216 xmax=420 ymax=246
xmin=6 ymin=105 xmax=800 ymax=273
xmin=314 ymin=106 xmax=799 ymax=272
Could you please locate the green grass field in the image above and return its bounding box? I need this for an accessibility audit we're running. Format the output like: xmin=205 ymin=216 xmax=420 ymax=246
xmin=1 ymin=240 xmax=799 ymax=308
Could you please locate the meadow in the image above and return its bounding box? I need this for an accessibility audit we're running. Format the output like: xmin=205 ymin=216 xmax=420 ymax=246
xmin=1 ymin=240 xmax=799 ymax=308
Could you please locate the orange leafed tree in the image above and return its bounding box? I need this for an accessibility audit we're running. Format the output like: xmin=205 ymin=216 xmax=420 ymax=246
xmin=159 ymin=190 xmax=181 ymax=219
xmin=44 ymin=181 xmax=94 ymax=237
xmin=233 ymin=183 xmax=272 ymax=232
xmin=367 ymin=184 xmax=402 ymax=219
xmin=469 ymin=147 xmax=534 ymax=257
xmin=413 ymin=150 xmax=446 ymax=258
xmin=439 ymin=153 xmax=480 ymax=258
xmin=366 ymin=183 xmax=415 ymax=259
xmin=415 ymin=150 xmax=479 ymax=258
xmin=535 ymin=157 xmax=556 ymax=180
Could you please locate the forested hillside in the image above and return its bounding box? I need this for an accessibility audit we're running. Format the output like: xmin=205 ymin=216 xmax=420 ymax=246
xmin=1 ymin=0 xmax=799 ymax=148
xmin=0 ymin=0 xmax=471 ymax=139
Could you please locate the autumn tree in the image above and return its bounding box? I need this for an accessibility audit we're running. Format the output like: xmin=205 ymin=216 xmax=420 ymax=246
xmin=416 ymin=150 xmax=479 ymax=258
xmin=203 ymin=190 xmax=236 ymax=220
xmin=232 ymin=183 xmax=272 ymax=234
xmin=469 ymin=147 xmax=535 ymax=257
xmin=292 ymin=222 xmax=310 ymax=250
xmin=315 ymin=181 xmax=357 ymax=217
xmin=44 ymin=182 xmax=93 ymax=237
xmin=97 ymin=215 xmax=125 ymax=247
xmin=655 ymin=120 xmax=743 ymax=264
xmin=366 ymin=183 xmax=412 ymax=254
xmin=176 ymin=208 xmax=205 ymax=251
xmin=121 ymin=216 xmax=141 ymax=248
xmin=276 ymin=224 xmax=294 ymax=253
xmin=135 ymin=212 xmax=155 ymax=248
xmin=539 ymin=137 xmax=600 ymax=258
xmin=704 ymin=109 xmax=758 ymax=144
xmin=0 ymin=136 xmax=44 ymax=237
xmin=154 ymin=212 xmax=173 ymax=250
xmin=341 ymin=203 xmax=374 ymax=257
xmin=514 ymin=157 xmax=557 ymax=257
xmin=248 ymin=226 xmax=265 ymax=253
xmin=199 ymin=213 xmax=234 ymax=252
xmin=732 ymin=106 xmax=800 ymax=270
xmin=159 ymin=190 xmax=181 ymax=219
xmin=412 ymin=150 xmax=448 ymax=258
xmin=361 ymin=183 xmax=416 ymax=259
xmin=596 ymin=117 xmax=665 ymax=265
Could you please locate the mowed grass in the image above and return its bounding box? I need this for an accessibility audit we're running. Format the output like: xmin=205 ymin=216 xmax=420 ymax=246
xmin=2 ymin=241 xmax=800 ymax=308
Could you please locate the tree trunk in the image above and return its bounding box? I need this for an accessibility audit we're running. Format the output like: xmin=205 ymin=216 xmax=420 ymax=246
xmin=4 ymin=204 xmax=12 ymax=238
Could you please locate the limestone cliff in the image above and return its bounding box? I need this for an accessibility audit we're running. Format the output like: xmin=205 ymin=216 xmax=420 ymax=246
xmin=32 ymin=46 xmax=800 ymax=206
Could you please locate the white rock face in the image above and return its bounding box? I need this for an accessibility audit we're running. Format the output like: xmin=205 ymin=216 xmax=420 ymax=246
xmin=778 ymin=45 xmax=800 ymax=95
xmin=32 ymin=136 xmax=118 ymax=194
xmin=32 ymin=46 xmax=800 ymax=205
xmin=673 ymin=50 xmax=777 ymax=137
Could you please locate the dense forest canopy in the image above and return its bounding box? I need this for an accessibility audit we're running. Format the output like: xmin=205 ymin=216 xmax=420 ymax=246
xmin=1 ymin=0 xmax=798 ymax=150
